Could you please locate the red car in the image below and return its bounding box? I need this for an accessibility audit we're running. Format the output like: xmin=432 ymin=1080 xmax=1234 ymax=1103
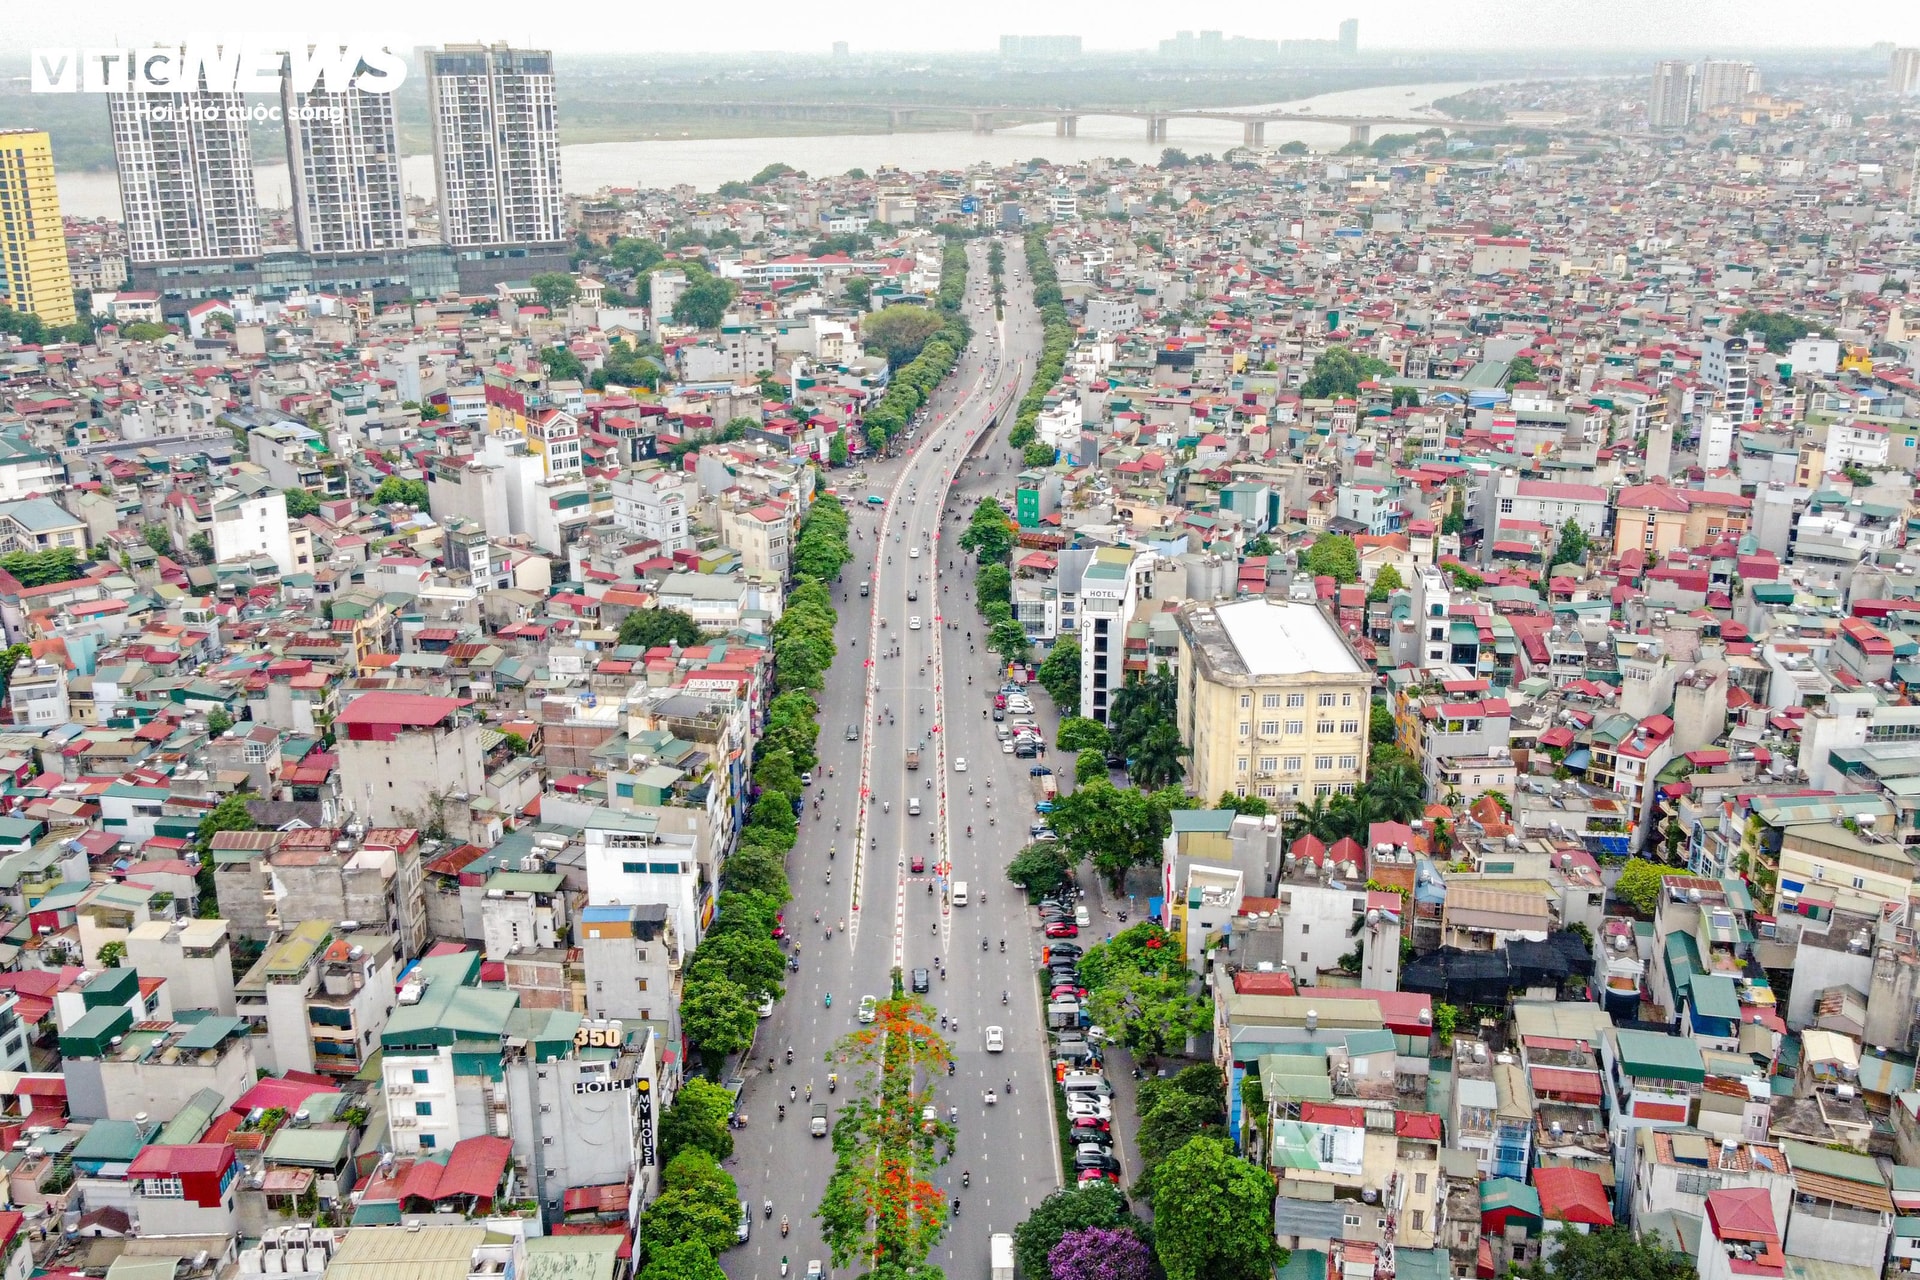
xmin=911 ymin=854 xmax=925 ymax=873
xmin=1050 ymin=984 xmax=1087 ymax=1001
xmin=1077 ymin=1168 xmax=1120 ymax=1185
xmin=993 ymin=693 xmax=1008 ymax=710
xmin=1045 ymin=921 xmax=1079 ymax=939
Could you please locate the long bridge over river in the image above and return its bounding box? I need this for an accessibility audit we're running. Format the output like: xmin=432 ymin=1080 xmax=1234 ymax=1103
xmin=624 ymin=100 xmax=1567 ymax=146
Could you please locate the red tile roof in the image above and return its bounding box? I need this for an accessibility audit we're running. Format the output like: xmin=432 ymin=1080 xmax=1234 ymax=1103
xmin=399 ymin=1135 xmax=511 ymax=1202
xmin=1534 ymin=1166 xmax=1613 ymax=1226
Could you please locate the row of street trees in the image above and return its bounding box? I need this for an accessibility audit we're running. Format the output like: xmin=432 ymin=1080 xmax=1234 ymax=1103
xmin=1006 ymin=230 xmax=1073 ymax=450
xmin=676 ymin=500 xmax=851 ymax=1071
xmin=857 ymin=246 xmax=969 ymax=453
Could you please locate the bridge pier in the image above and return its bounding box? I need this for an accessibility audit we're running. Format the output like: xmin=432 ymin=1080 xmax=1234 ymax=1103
xmin=1147 ymin=115 xmax=1168 ymax=142
xmin=1348 ymin=123 xmax=1371 ymax=147
xmin=1242 ymin=120 xmax=1265 ymax=147
xmin=971 ymin=111 xmax=994 ymax=134
xmin=1055 ymin=114 xmax=1078 ymax=137
xmin=886 ymin=108 xmax=913 ymax=132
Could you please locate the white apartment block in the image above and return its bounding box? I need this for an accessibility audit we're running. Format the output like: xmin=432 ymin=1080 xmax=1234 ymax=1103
xmin=611 ymin=467 xmax=697 ymax=552
xmin=427 ymin=44 xmax=565 ymax=247
xmin=282 ymin=77 xmax=406 ymax=253
xmin=211 ymin=490 xmax=295 ymax=575
xmin=108 ymin=90 xmax=260 ymax=262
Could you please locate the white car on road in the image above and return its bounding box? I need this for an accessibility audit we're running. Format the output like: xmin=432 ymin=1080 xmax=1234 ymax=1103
xmin=909 ymin=547 xmax=921 ymax=559
xmin=909 ymin=617 xmax=922 ymax=630
xmin=986 ymin=1026 xmax=1005 ymax=1053
xmin=955 ymin=757 xmax=967 ymax=771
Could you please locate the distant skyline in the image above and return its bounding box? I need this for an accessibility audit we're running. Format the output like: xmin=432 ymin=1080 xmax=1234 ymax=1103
xmin=0 ymin=0 xmax=1916 ymax=56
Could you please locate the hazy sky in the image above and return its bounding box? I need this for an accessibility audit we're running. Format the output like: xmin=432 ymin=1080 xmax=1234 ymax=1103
xmin=2 ymin=0 xmax=1917 ymax=55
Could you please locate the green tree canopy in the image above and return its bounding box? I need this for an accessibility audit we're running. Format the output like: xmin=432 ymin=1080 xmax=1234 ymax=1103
xmin=988 ymin=618 xmax=1031 ymax=664
xmin=1012 ymin=1183 xmax=1138 ymax=1280
xmin=540 ymin=345 xmax=587 ymax=383
xmin=1085 ymin=968 xmax=1211 ymax=1060
xmin=1037 ymin=636 xmax=1081 ymax=714
xmin=529 ymin=272 xmax=579 ymax=312
xmin=1613 ymin=857 xmax=1667 ymax=917
xmin=843 ymin=275 xmax=872 ymax=307
xmin=1368 ymin=563 xmax=1404 ymax=602
xmin=1049 ymin=782 xmax=1188 ymax=892
xmin=1075 ymin=748 xmax=1108 ymax=785
xmin=1150 ymin=1136 xmax=1280 ymax=1280
xmin=283 ymin=488 xmax=322 ymax=517
xmin=1136 ymin=1088 xmax=1225 ymax=1196
xmin=1052 ymin=717 xmax=1113 ymax=756
xmin=752 ymin=747 xmax=803 ymax=800
xmin=606 ymin=237 xmax=665 ymax=273
xmin=686 ymin=930 xmax=785 ymax=1006
xmin=1302 ymin=533 xmax=1360 ymax=584
xmin=959 ymin=497 xmax=1016 ymax=565
xmin=1023 ymin=440 xmax=1057 ymax=467
xmin=1007 ymin=843 xmax=1073 ymax=897
xmin=618 ymin=607 xmax=705 ymax=649
xmin=723 ymin=843 xmax=792 ymax=903
xmin=1731 ymin=309 xmax=1829 ymax=352
xmin=0 ymin=548 xmax=82 ymax=588
xmin=657 ymin=1076 xmax=736 ymax=1168
xmin=371 ymin=476 xmax=428 ymax=509
xmin=1301 ymin=346 xmax=1394 ymax=400
xmin=639 ymin=1150 xmax=741 ymax=1260
xmin=1548 ymin=518 xmax=1590 ymax=571
xmin=1517 ymin=1225 xmax=1694 ymax=1280
xmin=1216 ymin=792 xmax=1270 ymax=815
xmin=1504 ymin=354 xmax=1542 ymax=387
xmin=672 ymin=276 xmax=737 ymax=329
xmin=637 ymin=1242 xmax=725 ymax=1280
xmin=679 ymin=975 xmax=757 ymax=1069
xmin=975 ymin=562 xmax=1012 ymax=612
xmin=863 ymin=305 xmax=947 ymax=368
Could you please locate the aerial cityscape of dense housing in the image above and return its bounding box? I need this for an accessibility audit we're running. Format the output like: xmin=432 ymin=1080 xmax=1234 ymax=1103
xmin=2 ymin=25 xmax=1920 ymax=1280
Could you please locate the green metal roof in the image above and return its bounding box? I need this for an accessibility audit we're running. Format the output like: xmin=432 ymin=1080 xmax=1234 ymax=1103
xmin=264 ymin=1126 xmax=353 ymax=1167
xmin=1781 ymin=1138 xmax=1887 ymax=1187
xmin=1691 ymin=973 xmax=1741 ymax=1021
xmin=1614 ymin=1029 xmax=1705 ymax=1082
xmin=1481 ymin=1177 xmax=1541 ymax=1218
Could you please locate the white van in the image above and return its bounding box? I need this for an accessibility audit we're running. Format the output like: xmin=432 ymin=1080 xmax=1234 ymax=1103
xmin=951 ymin=880 xmax=970 ymax=906
xmin=1061 ymin=1072 xmax=1113 ymax=1100
xmin=908 ymin=797 xmax=921 ymax=816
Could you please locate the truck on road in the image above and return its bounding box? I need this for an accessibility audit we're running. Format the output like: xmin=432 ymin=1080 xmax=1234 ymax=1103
xmin=906 ymin=748 xmax=921 ymax=770
xmin=810 ymin=1102 xmax=829 ymax=1137
xmin=991 ymin=1232 xmax=1015 ymax=1280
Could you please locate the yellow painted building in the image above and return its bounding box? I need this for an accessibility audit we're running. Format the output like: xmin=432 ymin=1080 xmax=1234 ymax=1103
xmin=0 ymin=130 xmax=76 ymax=327
xmin=1174 ymin=598 xmax=1374 ymax=808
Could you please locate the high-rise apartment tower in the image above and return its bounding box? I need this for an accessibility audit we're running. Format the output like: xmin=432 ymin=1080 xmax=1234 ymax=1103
xmin=1696 ymin=60 xmax=1759 ymax=110
xmin=282 ymin=70 xmax=406 ymax=253
xmin=109 ymin=85 xmax=260 ymax=263
xmin=426 ymin=44 xmax=564 ymax=248
xmin=0 ymin=129 xmax=76 ymax=326
xmin=1647 ymin=59 xmax=1695 ymax=130
xmin=1892 ymin=47 xmax=1920 ymax=96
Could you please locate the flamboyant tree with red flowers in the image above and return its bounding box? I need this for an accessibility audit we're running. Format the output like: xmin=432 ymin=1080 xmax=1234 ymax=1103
xmin=817 ymin=968 xmax=954 ymax=1272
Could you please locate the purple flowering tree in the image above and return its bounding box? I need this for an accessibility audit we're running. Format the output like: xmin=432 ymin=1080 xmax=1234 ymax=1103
xmin=1048 ymin=1227 xmax=1155 ymax=1280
